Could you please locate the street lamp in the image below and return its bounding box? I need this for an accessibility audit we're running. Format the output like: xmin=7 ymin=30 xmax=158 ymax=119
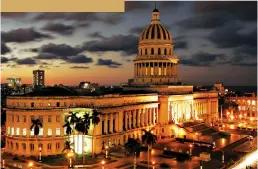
xmin=221 ymin=150 xmax=224 ymax=165
xmin=152 ymin=161 xmax=155 ymax=169
xmin=190 ymin=144 xmax=193 ymax=156
xmin=67 ymin=151 xmax=74 ymax=168
xmin=39 ymin=147 xmax=42 ymax=162
xmin=2 ymin=157 xmax=5 ymax=169
xmin=105 ymin=146 xmax=109 ymax=159
xmin=134 ymin=152 xmax=137 ymax=169
xmin=101 ymin=160 xmax=105 ymax=169
xmin=28 ymin=161 xmax=33 ymax=169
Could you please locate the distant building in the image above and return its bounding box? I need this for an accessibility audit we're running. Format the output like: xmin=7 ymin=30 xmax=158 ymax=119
xmin=213 ymin=82 xmax=225 ymax=96
xmin=79 ymin=81 xmax=98 ymax=91
xmin=7 ymin=77 xmax=22 ymax=88
xmin=33 ymin=70 xmax=45 ymax=88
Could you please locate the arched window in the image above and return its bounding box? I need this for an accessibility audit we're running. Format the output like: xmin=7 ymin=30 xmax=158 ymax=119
xmin=164 ymin=48 xmax=167 ymax=55
xmin=145 ymin=49 xmax=147 ymax=55
xmin=158 ymin=48 xmax=161 ymax=55
xmin=151 ymin=48 xmax=154 ymax=55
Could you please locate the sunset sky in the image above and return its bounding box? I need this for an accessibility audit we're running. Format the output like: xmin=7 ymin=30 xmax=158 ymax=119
xmin=1 ymin=1 xmax=257 ymax=86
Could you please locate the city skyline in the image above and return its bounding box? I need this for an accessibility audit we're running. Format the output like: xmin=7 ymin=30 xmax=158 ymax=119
xmin=1 ymin=1 xmax=257 ymax=86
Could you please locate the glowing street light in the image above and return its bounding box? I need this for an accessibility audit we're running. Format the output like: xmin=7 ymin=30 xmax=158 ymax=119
xmin=28 ymin=161 xmax=34 ymax=169
xmin=39 ymin=147 xmax=42 ymax=162
xmin=190 ymin=144 xmax=193 ymax=156
xmin=67 ymin=151 xmax=74 ymax=168
xmin=101 ymin=160 xmax=105 ymax=169
xmin=105 ymin=146 xmax=109 ymax=159
xmin=152 ymin=161 xmax=155 ymax=169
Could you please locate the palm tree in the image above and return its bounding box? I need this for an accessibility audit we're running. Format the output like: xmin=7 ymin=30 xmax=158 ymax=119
xmin=67 ymin=112 xmax=79 ymax=151
xmin=62 ymin=140 xmax=74 ymax=154
xmin=142 ymin=128 xmax=157 ymax=169
xmin=30 ymin=119 xmax=42 ymax=159
xmin=63 ymin=120 xmax=73 ymax=140
xmin=124 ymin=138 xmax=141 ymax=157
xmin=90 ymin=109 xmax=102 ymax=159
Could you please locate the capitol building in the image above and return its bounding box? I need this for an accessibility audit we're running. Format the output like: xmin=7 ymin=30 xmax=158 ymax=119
xmin=4 ymin=8 xmax=219 ymax=157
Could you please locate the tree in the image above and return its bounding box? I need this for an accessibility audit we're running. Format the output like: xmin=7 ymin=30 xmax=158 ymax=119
xmin=30 ymin=119 xmax=42 ymax=159
xmin=124 ymin=138 xmax=141 ymax=157
xmin=90 ymin=109 xmax=102 ymax=159
xmin=67 ymin=112 xmax=79 ymax=151
xmin=63 ymin=120 xmax=73 ymax=140
xmin=142 ymin=128 xmax=157 ymax=169
xmin=62 ymin=140 xmax=74 ymax=154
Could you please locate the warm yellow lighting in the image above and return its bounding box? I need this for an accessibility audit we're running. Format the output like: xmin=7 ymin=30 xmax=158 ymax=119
xmin=151 ymin=149 xmax=155 ymax=154
xmin=239 ymin=115 xmax=242 ymax=118
xmin=223 ymin=125 xmax=225 ymax=128
xmin=227 ymin=112 xmax=230 ymax=115
xmin=67 ymin=152 xmax=74 ymax=158
xmin=39 ymin=147 xmax=42 ymax=150
xmin=250 ymin=117 xmax=254 ymax=121
xmin=190 ymin=144 xmax=193 ymax=148
xmin=28 ymin=161 xmax=33 ymax=167
xmin=230 ymin=116 xmax=234 ymax=120
xmin=105 ymin=146 xmax=108 ymax=149
xmin=101 ymin=160 xmax=105 ymax=165
xmin=152 ymin=161 xmax=155 ymax=165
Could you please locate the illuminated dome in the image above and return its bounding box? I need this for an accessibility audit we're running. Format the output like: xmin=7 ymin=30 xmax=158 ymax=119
xmin=139 ymin=8 xmax=173 ymax=45
xmin=133 ymin=8 xmax=181 ymax=86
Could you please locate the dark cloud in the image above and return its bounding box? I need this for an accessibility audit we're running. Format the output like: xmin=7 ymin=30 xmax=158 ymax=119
xmin=77 ymin=22 xmax=91 ymax=28
xmin=2 ymin=28 xmax=53 ymax=43
xmin=81 ymin=34 xmax=138 ymax=55
xmin=1 ymin=42 xmax=11 ymax=54
xmin=231 ymin=62 xmax=257 ymax=67
xmin=97 ymin=58 xmax=122 ymax=68
xmin=88 ymin=31 xmax=105 ymax=39
xmin=194 ymin=1 xmax=257 ymax=21
xmin=173 ymin=36 xmax=188 ymax=49
xmin=16 ymin=58 xmax=36 ymax=65
xmin=1 ymin=56 xmax=17 ymax=63
xmin=129 ymin=26 xmax=145 ymax=35
xmin=34 ymin=43 xmax=81 ymax=58
xmin=1 ymin=12 xmax=27 ymax=18
xmin=66 ymin=55 xmax=93 ymax=64
xmin=42 ymin=23 xmax=75 ymax=35
xmin=180 ymin=51 xmax=226 ymax=67
xmin=34 ymin=12 xmax=123 ymax=25
xmin=176 ymin=12 xmax=231 ymax=30
xmin=125 ymin=1 xmax=150 ymax=11
xmin=70 ymin=66 xmax=89 ymax=69
xmin=34 ymin=53 xmax=60 ymax=60
xmin=207 ymin=25 xmax=257 ymax=48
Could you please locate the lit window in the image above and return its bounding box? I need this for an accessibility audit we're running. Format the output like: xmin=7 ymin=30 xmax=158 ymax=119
xmin=248 ymin=100 xmax=251 ymax=105
xmin=158 ymin=68 xmax=161 ymax=75
xmin=48 ymin=103 xmax=51 ymax=107
xmin=56 ymin=128 xmax=60 ymax=136
xmin=164 ymin=67 xmax=167 ymax=75
xmin=151 ymin=67 xmax=154 ymax=75
xmin=48 ymin=129 xmax=52 ymax=136
xmin=238 ymin=106 xmax=241 ymax=111
xmin=16 ymin=128 xmax=20 ymax=136
xmin=11 ymin=127 xmax=14 ymax=135
xmin=39 ymin=128 xmax=43 ymax=136
xmin=145 ymin=68 xmax=148 ymax=75
xmin=252 ymin=100 xmax=256 ymax=105
xmin=30 ymin=129 xmax=34 ymax=136
xmin=22 ymin=128 xmax=26 ymax=136
xmin=242 ymin=106 xmax=245 ymax=111
xmin=7 ymin=127 xmax=10 ymax=135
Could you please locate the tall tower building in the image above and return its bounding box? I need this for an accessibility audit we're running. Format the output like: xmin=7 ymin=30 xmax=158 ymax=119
xmin=33 ymin=69 xmax=45 ymax=88
xmin=132 ymin=7 xmax=180 ymax=85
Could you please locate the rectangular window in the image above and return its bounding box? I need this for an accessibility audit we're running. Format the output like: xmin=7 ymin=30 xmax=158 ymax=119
xmin=17 ymin=116 xmax=19 ymax=122
xmin=22 ymin=128 xmax=26 ymax=136
xmin=48 ymin=129 xmax=52 ymax=136
xmin=39 ymin=128 xmax=43 ymax=136
xmin=151 ymin=67 xmax=154 ymax=75
xmin=11 ymin=127 xmax=14 ymax=135
xmin=7 ymin=127 xmax=10 ymax=135
xmin=16 ymin=128 xmax=20 ymax=136
xmin=145 ymin=68 xmax=148 ymax=75
xmin=164 ymin=67 xmax=167 ymax=75
xmin=31 ymin=116 xmax=34 ymax=122
xmin=113 ymin=119 xmax=115 ymax=132
xmin=48 ymin=116 xmax=52 ymax=122
xmin=30 ymin=129 xmax=34 ymax=136
xmin=56 ymin=102 xmax=60 ymax=107
xmin=47 ymin=143 xmax=51 ymax=150
xmin=158 ymin=67 xmax=162 ymax=75
xmin=63 ymin=127 xmax=67 ymax=135
xmin=64 ymin=102 xmax=67 ymax=107
xmin=56 ymin=116 xmax=60 ymax=122
xmin=56 ymin=143 xmax=60 ymax=150
xmin=56 ymin=128 xmax=60 ymax=136
xmin=107 ymin=120 xmax=110 ymax=133
xmin=22 ymin=143 xmax=26 ymax=150
xmin=102 ymin=121 xmax=105 ymax=134
xmin=39 ymin=116 xmax=43 ymax=122
xmin=31 ymin=102 xmax=34 ymax=107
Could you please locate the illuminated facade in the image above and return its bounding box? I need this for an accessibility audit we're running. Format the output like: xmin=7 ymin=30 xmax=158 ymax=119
xmin=4 ymin=8 xmax=219 ymax=157
xmin=7 ymin=77 xmax=22 ymax=88
xmin=33 ymin=69 xmax=45 ymax=88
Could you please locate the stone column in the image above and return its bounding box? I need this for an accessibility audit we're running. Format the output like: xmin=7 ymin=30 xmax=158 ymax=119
xmin=118 ymin=111 xmax=123 ymax=132
xmin=144 ymin=108 xmax=147 ymax=125
xmin=115 ymin=112 xmax=119 ymax=132
xmin=148 ymin=63 xmax=151 ymax=76
xmin=124 ymin=111 xmax=127 ymax=130
xmin=110 ymin=114 xmax=113 ymax=133
xmin=137 ymin=109 xmax=140 ymax=127
xmin=129 ymin=111 xmax=132 ymax=129
xmin=134 ymin=64 xmax=136 ymax=77
xmin=140 ymin=109 xmax=143 ymax=126
xmin=139 ymin=63 xmax=141 ymax=77
xmin=104 ymin=114 xmax=107 ymax=134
